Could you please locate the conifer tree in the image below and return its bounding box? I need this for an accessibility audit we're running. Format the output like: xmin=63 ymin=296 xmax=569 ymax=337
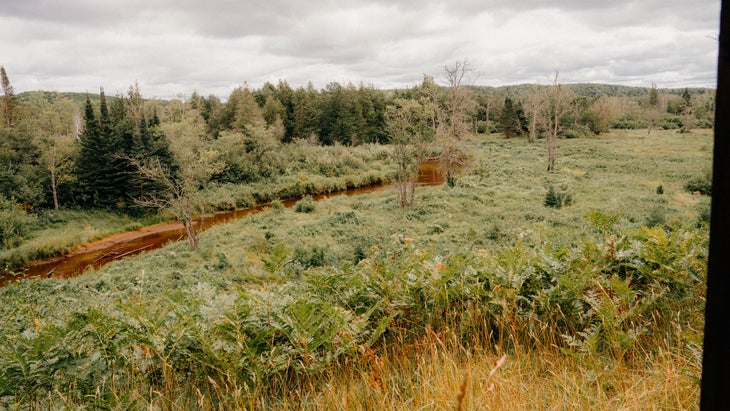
xmin=680 ymin=88 xmax=694 ymax=133
xmin=76 ymin=90 xmax=135 ymax=208
xmin=0 ymin=66 xmax=17 ymax=127
xmin=500 ymin=97 xmax=525 ymax=138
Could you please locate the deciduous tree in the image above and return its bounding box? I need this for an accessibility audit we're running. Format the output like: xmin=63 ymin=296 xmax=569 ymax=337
xmin=385 ymin=98 xmax=434 ymax=206
xmin=538 ymin=72 xmax=570 ymax=172
xmin=434 ymin=59 xmax=474 ymax=186
xmin=134 ymin=112 xmax=224 ymax=250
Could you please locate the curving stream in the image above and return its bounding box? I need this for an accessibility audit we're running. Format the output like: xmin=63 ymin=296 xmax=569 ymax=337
xmin=1 ymin=162 xmax=445 ymax=285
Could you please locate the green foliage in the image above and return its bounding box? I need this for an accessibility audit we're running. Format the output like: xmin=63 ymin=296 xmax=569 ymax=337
xmin=645 ymin=207 xmax=667 ymax=228
xmin=0 ymin=130 xmax=711 ymax=407
xmin=696 ymin=199 xmax=711 ymax=227
xmin=586 ymin=209 xmax=620 ymax=234
xmin=293 ymin=245 xmax=327 ymax=268
xmin=294 ymin=196 xmax=316 ymax=213
xmin=499 ymin=97 xmax=526 ymax=138
xmin=656 ymin=185 xmax=664 ymax=194
xmin=684 ymin=169 xmax=712 ymax=195
xmin=544 ymin=185 xmax=573 ymax=209
xmin=0 ymin=127 xmax=44 ymax=208
xmin=0 ymin=224 xmax=707 ymax=407
xmin=0 ymin=196 xmax=35 ymax=249
xmin=563 ymin=123 xmax=594 ymax=139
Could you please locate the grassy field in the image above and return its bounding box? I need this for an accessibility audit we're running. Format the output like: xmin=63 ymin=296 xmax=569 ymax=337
xmin=0 ymin=129 xmax=710 ymax=409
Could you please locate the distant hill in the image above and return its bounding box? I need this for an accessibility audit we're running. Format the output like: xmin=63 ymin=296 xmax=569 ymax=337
xmin=472 ymin=83 xmax=715 ymax=98
xmin=18 ymin=83 xmax=714 ymax=106
xmin=16 ymin=90 xmax=105 ymax=105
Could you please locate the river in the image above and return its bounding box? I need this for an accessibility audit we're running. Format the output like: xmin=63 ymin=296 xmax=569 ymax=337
xmin=1 ymin=161 xmax=445 ymax=285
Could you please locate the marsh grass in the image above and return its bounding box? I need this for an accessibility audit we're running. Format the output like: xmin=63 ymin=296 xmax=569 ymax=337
xmin=0 ymin=209 xmax=170 ymax=269
xmin=0 ymin=129 xmax=710 ymax=409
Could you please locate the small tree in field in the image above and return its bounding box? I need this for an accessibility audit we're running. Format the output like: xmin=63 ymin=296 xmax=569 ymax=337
xmin=386 ymin=98 xmax=433 ymax=207
xmin=133 ymin=113 xmax=224 ymax=250
xmin=680 ymin=88 xmax=694 ymax=133
xmin=645 ymin=83 xmax=662 ymax=135
xmin=538 ymin=72 xmax=570 ymax=172
xmin=432 ymin=59 xmax=475 ymax=186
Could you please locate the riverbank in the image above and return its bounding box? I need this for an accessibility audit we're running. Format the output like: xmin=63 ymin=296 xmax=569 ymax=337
xmin=1 ymin=143 xmax=398 ymax=280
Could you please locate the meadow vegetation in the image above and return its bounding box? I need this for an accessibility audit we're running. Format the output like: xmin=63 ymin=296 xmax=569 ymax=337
xmin=0 ymin=129 xmax=710 ymax=409
xmin=0 ymin=141 xmax=395 ymax=272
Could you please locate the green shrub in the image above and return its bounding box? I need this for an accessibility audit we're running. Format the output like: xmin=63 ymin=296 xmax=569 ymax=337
xmin=685 ymin=170 xmax=712 ymax=195
xmin=645 ymin=207 xmax=666 ymax=228
xmin=563 ymin=123 xmax=594 ymax=139
xmin=270 ymin=199 xmax=284 ymax=212
xmin=656 ymin=185 xmax=664 ymax=195
xmin=294 ymin=196 xmax=316 ymax=213
xmin=697 ymin=199 xmax=711 ymax=227
xmin=0 ymin=196 xmax=35 ymax=249
xmin=587 ymin=209 xmax=620 ymax=233
xmin=544 ymin=185 xmax=573 ymax=209
xmin=293 ymin=245 xmax=327 ymax=268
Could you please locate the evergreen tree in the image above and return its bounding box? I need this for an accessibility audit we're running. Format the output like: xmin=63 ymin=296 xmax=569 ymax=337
xmin=292 ymin=85 xmax=319 ymax=140
xmin=318 ymin=82 xmax=363 ymax=145
xmin=75 ymin=90 xmax=138 ymax=209
xmin=649 ymin=83 xmax=660 ymax=107
xmin=500 ymin=97 xmax=524 ymax=138
xmin=224 ymin=86 xmax=264 ymax=134
xmin=275 ymin=80 xmax=296 ymax=142
xmin=680 ymin=88 xmax=694 ymax=133
xmin=0 ymin=66 xmax=17 ymax=127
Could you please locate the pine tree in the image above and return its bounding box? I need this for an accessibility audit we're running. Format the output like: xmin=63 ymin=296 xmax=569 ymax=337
xmin=76 ymin=90 xmax=135 ymax=208
xmin=648 ymin=83 xmax=660 ymax=107
xmin=0 ymin=66 xmax=17 ymax=127
xmin=680 ymin=88 xmax=694 ymax=133
xmin=500 ymin=97 xmax=524 ymax=138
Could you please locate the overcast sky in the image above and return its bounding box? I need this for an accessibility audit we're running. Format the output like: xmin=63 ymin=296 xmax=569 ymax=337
xmin=0 ymin=0 xmax=721 ymax=98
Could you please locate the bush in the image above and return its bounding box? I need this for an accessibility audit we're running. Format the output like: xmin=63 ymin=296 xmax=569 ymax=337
xmin=645 ymin=207 xmax=666 ymax=228
xmin=544 ymin=185 xmax=573 ymax=209
xmin=685 ymin=170 xmax=712 ymax=195
xmin=0 ymin=196 xmax=36 ymax=249
xmin=587 ymin=209 xmax=620 ymax=233
xmin=294 ymin=196 xmax=316 ymax=213
xmin=697 ymin=200 xmax=711 ymax=227
xmin=611 ymin=117 xmax=644 ymax=129
xmin=563 ymin=123 xmax=594 ymax=139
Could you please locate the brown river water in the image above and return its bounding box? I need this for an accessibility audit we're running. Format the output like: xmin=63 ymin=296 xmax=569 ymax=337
xmin=1 ymin=162 xmax=445 ymax=286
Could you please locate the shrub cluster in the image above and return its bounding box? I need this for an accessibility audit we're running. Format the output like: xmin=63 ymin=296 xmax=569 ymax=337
xmin=0 ymin=196 xmax=35 ymax=249
xmin=684 ymin=170 xmax=712 ymax=195
xmin=0 ymin=227 xmax=707 ymax=407
xmin=294 ymin=196 xmax=316 ymax=213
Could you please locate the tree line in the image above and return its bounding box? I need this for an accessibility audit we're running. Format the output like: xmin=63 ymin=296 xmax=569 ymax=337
xmin=0 ymin=64 xmax=715 ymax=215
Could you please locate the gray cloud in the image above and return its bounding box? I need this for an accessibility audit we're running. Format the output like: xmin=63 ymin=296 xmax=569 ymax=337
xmin=0 ymin=0 xmax=720 ymax=98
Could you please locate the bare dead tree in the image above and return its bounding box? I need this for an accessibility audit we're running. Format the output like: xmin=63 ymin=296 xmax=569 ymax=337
xmin=437 ymin=59 xmax=475 ymax=186
xmin=524 ymin=85 xmax=543 ymax=142
xmin=538 ymin=72 xmax=570 ymax=172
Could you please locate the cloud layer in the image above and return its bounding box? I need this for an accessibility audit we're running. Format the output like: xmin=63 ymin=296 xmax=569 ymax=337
xmin=0 ymin=0 xmax=720 ymax=98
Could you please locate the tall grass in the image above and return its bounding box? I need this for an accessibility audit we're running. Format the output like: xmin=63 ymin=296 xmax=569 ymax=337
xmin=0 ymin=209 xmax=170 ymax=270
